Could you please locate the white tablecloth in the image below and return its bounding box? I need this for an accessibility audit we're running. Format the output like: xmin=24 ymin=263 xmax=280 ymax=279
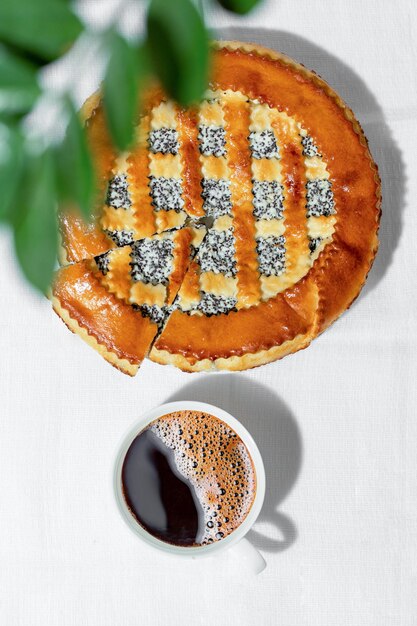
xmin=1 ymin=0 xmax=416 ymax=624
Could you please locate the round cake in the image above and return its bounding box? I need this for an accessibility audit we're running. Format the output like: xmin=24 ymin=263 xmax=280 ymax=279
xmin=53 ymin=41 xmax=381 ymax=375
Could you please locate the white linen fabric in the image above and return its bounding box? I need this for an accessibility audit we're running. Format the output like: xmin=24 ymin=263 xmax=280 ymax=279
xmin=0 ymin=0 xmax=416 ymax=624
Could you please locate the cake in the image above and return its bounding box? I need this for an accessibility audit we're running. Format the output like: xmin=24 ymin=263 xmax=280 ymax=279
xmin=52 ymin=41 xmax=381 ymax=374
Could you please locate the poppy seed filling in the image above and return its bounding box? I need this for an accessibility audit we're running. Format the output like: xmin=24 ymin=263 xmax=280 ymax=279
xmin=104 ymin=229 xmax=135 ymax=247
xmin=95 ymin=250 xmax=111 ymax=275
xmin=309 ymin=237 xmax=323 ymax=254
xmin=198 ymin=125 xmax=227 ymax=157
xmin=106 ymin=174 xmax=132 ymax=209
xmin=150 ymin=177 xmax=184 ymax=212
xmin=301 ymin=134 xmax=321 ymax=158
xmin=249 ymin=130 xmax=279 ymax=159
xmin=252 ymin=179 xmax=284 ymax=220
xmin=201 ymin=178 xmax=232 ymax=219
xmin=199 ymin=228 xmax=237 ymax=277
xmin=130 ymin=238 xmax=174 ymax=285
xmin=149 ymin=128 xmax=179 ymax=155
xmin=198 ymin=293 xmax=237 ymax=316
xmin=306 ymin=179 xmax=335 ymax=217
xmin=134 ymin=304 xmax=167 ymax=329
xmin=256 ymin=235 xmax=286 ymax=276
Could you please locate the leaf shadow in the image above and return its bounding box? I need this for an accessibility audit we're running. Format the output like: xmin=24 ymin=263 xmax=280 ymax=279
xmin=166 ymin=374 xmax=302 ymax=553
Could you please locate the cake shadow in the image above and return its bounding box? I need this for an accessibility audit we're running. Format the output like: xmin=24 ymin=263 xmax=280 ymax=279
xmin=165 ymin=374 xmax=302 ymax=554
xmin=215 ymin=27 xmax=405 ymax=299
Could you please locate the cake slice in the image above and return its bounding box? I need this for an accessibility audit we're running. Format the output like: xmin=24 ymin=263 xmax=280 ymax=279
xmin=51 ymin=225 xmax=205 ymax=375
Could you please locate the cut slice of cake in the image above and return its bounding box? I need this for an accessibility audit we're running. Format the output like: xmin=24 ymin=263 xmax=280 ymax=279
xmin=51 ymin=225 xmax=205 ymax=375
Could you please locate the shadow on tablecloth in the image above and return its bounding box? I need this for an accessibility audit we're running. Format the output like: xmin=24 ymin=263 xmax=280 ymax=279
xmin=215 ymin=27 xmax=405 ymax=300
xmin=166 ymin=374 xmax=302 ymax=553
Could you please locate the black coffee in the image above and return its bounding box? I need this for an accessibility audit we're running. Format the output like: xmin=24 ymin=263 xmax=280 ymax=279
xmin=121 ymin=410 xmax=256 ymax=547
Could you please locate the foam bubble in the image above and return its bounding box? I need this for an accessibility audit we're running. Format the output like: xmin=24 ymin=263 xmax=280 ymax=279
xmin=150 ymin=410 xmax=256 ymax=544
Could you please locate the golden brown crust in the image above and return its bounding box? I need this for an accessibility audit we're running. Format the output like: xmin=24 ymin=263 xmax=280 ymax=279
xmin=223 ymin=97 xmax=260 ymax=307
xmin=150 ymin=332 xmax=313 ymax=372
xmin=177 ymin=106 xmax=205 ymax=218
xmin=151 ymin=271 xmax=319 ymax=371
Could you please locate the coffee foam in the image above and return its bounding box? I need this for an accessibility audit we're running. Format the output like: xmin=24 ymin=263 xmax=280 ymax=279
xmin=150 ymin=410 xmax=256 ymax=544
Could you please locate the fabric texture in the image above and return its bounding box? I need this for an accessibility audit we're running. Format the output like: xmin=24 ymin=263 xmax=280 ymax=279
xmin=0 ymin=0 xmax=416 ymax=624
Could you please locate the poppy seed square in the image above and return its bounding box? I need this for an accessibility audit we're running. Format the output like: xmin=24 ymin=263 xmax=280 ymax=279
xmin=150 ymin=177 xmax=184 ymax=212
xmin=130 ymin=238 xmax=174 ymax=285
xmin=106 ymin=174 xmax=131 ymax=209
xmin=256 ymin=235 xmax=286 ymax=276
xmin=252 ymin=180 xmax=284 ymax=220
xmin=201 ymin=178 xmax=232 ymax=219
xmin=306 ymin=179 xmax=335 ymax=217
xmin=198 ymin=125 xmax=226 ymax=157
xmin=149 ymin=128 xmax=179 ymax=155
xmin=249 ymin=130 xmax=279 ymax=159
xmin=199 ymin=229 xmax=237 ymax=277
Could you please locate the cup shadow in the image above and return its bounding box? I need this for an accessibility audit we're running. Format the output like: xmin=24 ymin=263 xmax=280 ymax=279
xmin=165 ymin=374 xmax=302 ymax=553
xmin=215 ymin=27 xmax=406 ymax=298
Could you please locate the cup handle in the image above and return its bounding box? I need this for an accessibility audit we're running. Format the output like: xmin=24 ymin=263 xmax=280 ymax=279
xmin=228 ymin=537 xmax=266 ymax=574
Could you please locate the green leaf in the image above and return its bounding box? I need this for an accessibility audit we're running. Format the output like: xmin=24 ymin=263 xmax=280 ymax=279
xmin=0 ymin=0 xmax=83 ymax=61
xmin=216 ymin=0 xmax=262 ymax=14
xmin=14 ymin=148 xmax=58 ymax=292
xmin=0 ymin=122 xmax=25 ymax=222
xmin=103 ymin=32 xmax=146 ymax=151
xmin=0 ymin=45 xmax=41 ymax=114
xmin=56 ymin=98 xmax=96 ymax=220
xmin=147 ymin=0 xmax=210 ymax=105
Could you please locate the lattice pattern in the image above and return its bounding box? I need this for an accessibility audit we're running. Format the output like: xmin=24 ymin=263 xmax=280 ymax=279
xmin=64 ymin=90 xmax=337 ymax=317
xmin=148 ymin=91 xmax=337 ymax=317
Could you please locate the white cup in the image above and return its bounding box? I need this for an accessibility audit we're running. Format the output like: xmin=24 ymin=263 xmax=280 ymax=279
xmin=113 ymin=400 xmax=266 ymax=574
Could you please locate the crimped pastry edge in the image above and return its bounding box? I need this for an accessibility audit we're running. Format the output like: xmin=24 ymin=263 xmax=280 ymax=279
xmin=150 ymin=330 xmax=313 ymax=372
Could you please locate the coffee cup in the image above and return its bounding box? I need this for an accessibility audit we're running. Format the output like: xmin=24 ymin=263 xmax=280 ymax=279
xmin=113 ymin=401 xmax=266 ymax=574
